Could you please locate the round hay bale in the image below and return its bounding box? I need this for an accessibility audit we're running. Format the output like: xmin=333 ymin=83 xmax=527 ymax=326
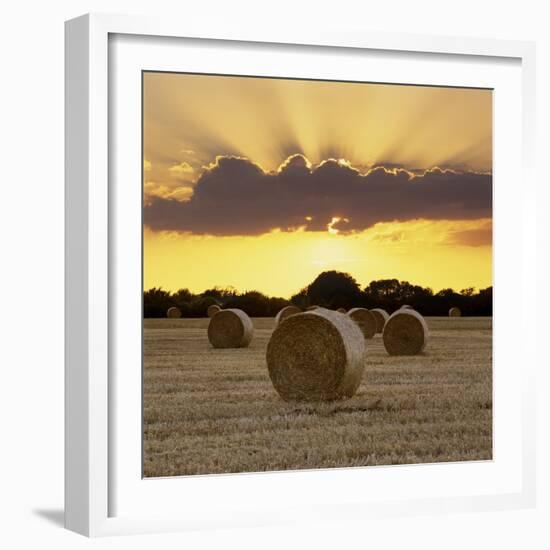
xmin=274 ymin=305 xmax=301 ymax=326
xmin=383 ymin=309 xmax=429 ymax=356
xmin=266 ymin=308 xmax=365 ymax=401
xmin=400 ymin=304 xmax=413 ymax=310
xmin=306 ymin=305 xmax=319 ymax=311
xmin=449 ymin=307 xmax=462 ymax=317
xmin=347 ymin=307 xmax=377 ymax=339
xmin=166 ymin=306 xmax=181 ymax=319
xmin=370 ymin=308 xmax=389 ymax=333
xmin=336 ymin=307 xmax=346 ymax=313
xmin=207 ymin=304 xmax=222 ymax=318
xmin=207 ymin=308 xmax=253 ymax=348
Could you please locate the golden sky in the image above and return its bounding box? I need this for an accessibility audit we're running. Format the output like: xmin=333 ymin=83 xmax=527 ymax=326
xmin=143 ymin=72 xmax=492 ymax=297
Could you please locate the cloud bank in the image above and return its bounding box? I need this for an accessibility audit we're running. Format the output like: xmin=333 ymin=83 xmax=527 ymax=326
xmin=144 ymin=154 xmax=492 ymax=236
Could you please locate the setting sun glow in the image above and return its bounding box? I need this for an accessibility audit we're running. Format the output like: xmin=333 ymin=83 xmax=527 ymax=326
xmin=143 ymin=72 xmax=492 ymax=297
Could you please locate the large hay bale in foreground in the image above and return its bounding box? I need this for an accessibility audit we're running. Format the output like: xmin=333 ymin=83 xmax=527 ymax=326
xmin=370 ymin=308 xmax=389 ymax=333
xmin=449 ymin=307 xmax=462 ymax=317
xmin=207 ymin=308 xmax=253 ymax=348
xmin=207 ymin=304 xmax=222 ymax=318
xmin=274 ymin=305 xmax=301 ymax=326
xmin=383 ymin=309 xmax=429 ymax=356
xmin=266 ymin=308 xmax=365 ymax=401
xmin=347 ymin=307 xmax=377 ymax=339
xmin=166 ymin=306 xmax=181 ymax=319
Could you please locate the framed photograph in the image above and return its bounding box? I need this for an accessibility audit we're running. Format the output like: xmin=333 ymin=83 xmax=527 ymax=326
xmin=65 ymin=13 xmax=537 ymax=537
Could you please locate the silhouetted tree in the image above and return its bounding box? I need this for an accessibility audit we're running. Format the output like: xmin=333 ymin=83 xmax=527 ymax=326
xmin=306 ymin=271 xmax=362 ymax=309
xmin=201 ymin=287 xmax=224 ymax=300
xmin=143 ymin=274 xmax=492 ymax=317
xmin=188 ymin=295 xmax=221 ymax=317
xmin=143 ymin=287 xmax=174 ymax=318
xmin=173 ymin=288 xmax=193 ymax=303
xmin=472 ymin=286 xmax=492 ymax=315
xmin=224 ymin=290 xmax=287 ymax=317
xmin=290 ymin=287 xmax=308 ymax=309
xmin=363 ymin=279 xmax=433 ymax=312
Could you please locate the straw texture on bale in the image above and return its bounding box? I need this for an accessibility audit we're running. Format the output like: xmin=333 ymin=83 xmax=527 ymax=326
xmin=274 ymin=305 xmax=302 ymax=326
xmin=449 ymin=307 xmax=462 ymax=317
xmin=337 ymin=307 xmax=346 ymax=313
xmin=266 ymin=308 xmax=365 ymax=402
xmin=383 ymin=309 xmax=429 ymax=356
xmin=207 ymin=308 xmax=254 ymax=349
xmin=207 ymin=304 xmax=222 ymax=318
xmin=347 ymin=307 xmax=377 ymax=339
xmin=166 ymin=306 xmax=182 ymax=319
xmin=306 ymin=305 xmax=319 ymax=311
xmin=400 ymin=305 xmax=413 ymax=310
xmin=370 ymin=308 xmax=389 ymax=333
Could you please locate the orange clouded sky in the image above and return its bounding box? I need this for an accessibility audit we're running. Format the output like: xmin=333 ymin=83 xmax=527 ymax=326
xmin=143 ymin=72 xmax=492 ymax=297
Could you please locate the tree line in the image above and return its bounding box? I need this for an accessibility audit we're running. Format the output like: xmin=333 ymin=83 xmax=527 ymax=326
xmin=144 ymin=270 xmax=492 ymax=317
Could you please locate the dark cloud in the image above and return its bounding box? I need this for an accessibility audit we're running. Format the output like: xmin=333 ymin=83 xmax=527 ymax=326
xmin=370 ymin=162 xmax=425 ymax=175
xmin=144 ymin=155 xmax=492 ymax=236
xmin=447 ymin=225 xmax=493 ymax=247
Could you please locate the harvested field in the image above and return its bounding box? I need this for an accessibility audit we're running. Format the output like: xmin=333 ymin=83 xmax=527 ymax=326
xmin=143 ymin=316 xmax=492 ymax=477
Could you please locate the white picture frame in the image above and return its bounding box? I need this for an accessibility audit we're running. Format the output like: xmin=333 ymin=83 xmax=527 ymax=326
xmin=65 ymin=13 xmax=537 ymax=537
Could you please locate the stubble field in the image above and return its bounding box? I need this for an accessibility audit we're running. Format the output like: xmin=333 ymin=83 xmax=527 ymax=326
xmin=143 ymin=316 xmax=492 ymax=477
